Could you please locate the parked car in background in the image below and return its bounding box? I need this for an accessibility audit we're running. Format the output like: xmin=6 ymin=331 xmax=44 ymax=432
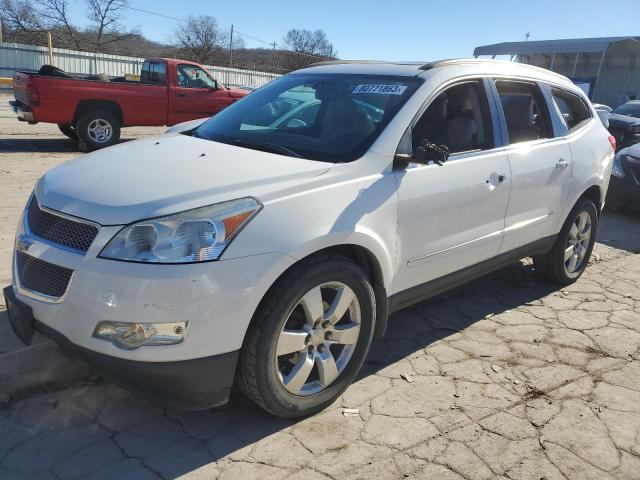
xmin=10 ymin=59 xmax=250 ymax=150
xmin=608 ymin=100 xmax=640 ymax=151
xmin=607 ymin=142 xmax=640 ymax=212
xmin=4 ymin=59 xmax=614 ymax=418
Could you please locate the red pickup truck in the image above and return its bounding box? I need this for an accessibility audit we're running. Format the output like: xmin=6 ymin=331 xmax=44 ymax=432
xmin=10 ymin=58 xmax=251 ymax=150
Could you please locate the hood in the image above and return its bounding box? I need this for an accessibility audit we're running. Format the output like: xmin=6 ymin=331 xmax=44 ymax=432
xmin=608 ymin=113 xmax=640 ymax=128
xmin=37 ymin=134 xmax=332 ymax=225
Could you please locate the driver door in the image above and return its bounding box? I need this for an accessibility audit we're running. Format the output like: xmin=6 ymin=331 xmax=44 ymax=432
xmin=393 ymin=79 xmax=511 ymax=297
xmin=170 ymin=64 xmax=231 ymax=124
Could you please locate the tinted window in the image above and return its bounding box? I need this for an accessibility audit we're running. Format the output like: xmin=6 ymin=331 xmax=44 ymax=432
xmin=411 ymin=81 xmax=494 ymax=154
xmin=177 ymin=65 xmax=217 ymax=89
xmin=194 ymin=73 xmax=422 ymax=162
xmin=552 ymin=88 xmax=592 ymax=132
xmin=496 ymin=81 xmax=552 ymax=144
xmin=140 ymin=61 xmax=166 ymax=84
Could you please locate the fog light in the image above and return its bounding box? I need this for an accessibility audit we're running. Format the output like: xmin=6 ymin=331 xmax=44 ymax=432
xmin=93 ymin=321 xmax=188 ymax=350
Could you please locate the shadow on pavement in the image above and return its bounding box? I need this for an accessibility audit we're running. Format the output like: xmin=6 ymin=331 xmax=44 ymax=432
xmin=0 ymin=138 xmax=134 ymax=153
xmin=597 ymin=208 xmax=640 ymax=253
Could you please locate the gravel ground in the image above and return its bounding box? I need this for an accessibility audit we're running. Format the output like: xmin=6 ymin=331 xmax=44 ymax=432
xmin=1 ymin=92 xmax=640 ymax=479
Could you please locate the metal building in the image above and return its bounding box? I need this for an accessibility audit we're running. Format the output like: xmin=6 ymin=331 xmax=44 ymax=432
xmin=474 ymin=37 xmax=640 ymax=107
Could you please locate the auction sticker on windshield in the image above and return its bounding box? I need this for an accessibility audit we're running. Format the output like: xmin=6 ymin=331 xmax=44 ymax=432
xmin=352 ymin=84 xmax=408 ymax=95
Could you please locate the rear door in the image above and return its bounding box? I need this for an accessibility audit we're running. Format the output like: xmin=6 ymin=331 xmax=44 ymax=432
xmin=169 ymin=64 xmax=233 ymax=124
xmin=492 ymin=79 xmax=573 ymax=253
xmin=393 ymin=79 xmax=511 ymax=295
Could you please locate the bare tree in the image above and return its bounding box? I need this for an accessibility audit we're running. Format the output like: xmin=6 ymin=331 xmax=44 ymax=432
xmin=86 ymin=0 xmax=134 ymax=52
xmin=282 ymin=28 xmax=335 ymax=70
xmin=0 ymin=0 xmax=46 ymax=43
xmin=35 ymin=0 xmax=83 ymax=49
xmin=173 ymin=15 xmax=231 ymax=65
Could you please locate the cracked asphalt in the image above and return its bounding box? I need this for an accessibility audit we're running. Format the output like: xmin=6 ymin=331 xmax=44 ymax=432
xmin=1 ymin=94 xmax=640 ymax=479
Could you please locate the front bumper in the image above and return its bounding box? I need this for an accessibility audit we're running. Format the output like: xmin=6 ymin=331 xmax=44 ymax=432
xmin=9 ymin=100 xmax=35 ymax=123
xmin=5 ymin=285 xmax=238 ymax=410
xmin=11 ymin=209 xmax=289 ymax=362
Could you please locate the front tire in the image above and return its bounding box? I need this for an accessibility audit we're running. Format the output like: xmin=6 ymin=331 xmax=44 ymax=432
xmin=534 ymin=198 xmax=598 ymax=284
xmin=75 ymin=109 xmax=120 ymax=151
xmin=237 ymin=255 xmax=376 ymax=418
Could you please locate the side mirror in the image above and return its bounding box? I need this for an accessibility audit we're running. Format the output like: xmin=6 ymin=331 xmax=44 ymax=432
xmin=415 ymin=139 xmax=450 ymax=166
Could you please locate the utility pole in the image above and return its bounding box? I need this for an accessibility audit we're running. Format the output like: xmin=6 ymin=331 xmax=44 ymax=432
xmin=272 ymin=41 xmax=276 ymax=71
xmin=0 ymin=19 xmax=4 ymax=43
xmin=229 ymin=24 xmax=234 ymax=70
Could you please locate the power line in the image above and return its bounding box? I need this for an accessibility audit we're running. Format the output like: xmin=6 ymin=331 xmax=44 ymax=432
xmin=120 ymin=5 xmax=333 ymax=60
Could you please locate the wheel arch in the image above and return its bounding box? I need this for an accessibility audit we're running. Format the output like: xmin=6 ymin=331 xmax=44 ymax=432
xmin=579 ymin=184 xmax=603 ymax=216
xmin=245 ymin=242 xmax=391 ymax=344
xmin=73 ymin=99 xmax=123 ymax=125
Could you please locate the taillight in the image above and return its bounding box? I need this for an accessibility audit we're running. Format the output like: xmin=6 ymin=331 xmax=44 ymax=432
xmin=608 ymin=135 xmax=617 ymax=152
xmin=27 ymin=85 xmax=40 ymax=106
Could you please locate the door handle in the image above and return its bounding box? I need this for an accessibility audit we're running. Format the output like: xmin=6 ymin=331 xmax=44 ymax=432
xmin=556 ymin=158 xmax=571 ymax=168
xmin=177 ymin=93 xmax=187 ymax=97
xmin=498 ymin=174 xmax=507 ymax=183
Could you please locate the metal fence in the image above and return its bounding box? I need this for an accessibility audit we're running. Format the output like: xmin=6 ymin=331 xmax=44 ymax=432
xmin=0 ymin=42 xmax=280 ymax=87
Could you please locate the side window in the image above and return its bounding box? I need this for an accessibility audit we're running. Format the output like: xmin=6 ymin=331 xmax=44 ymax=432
xmin=411 ymin=80 xmax=494 ymax=155
xmin=495 ymin=80 xmax=552 ymax=144
xmin=140 ymin=61 xmax=166 ymax=84
xmin=177 ymin=65 xmax=217 ymax=89
xmin=552 ymin=88 xmax=592 ymax=132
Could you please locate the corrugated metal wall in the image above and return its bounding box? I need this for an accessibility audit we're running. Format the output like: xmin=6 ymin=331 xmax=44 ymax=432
xmin=0 ymin=42 xmax=280 ymax=87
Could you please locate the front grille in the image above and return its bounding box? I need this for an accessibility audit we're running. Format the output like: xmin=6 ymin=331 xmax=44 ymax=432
xmin=27 ymin=198 xmax=98 ymax=252
xmin=17 ymin=252 xmax=74 ymax=298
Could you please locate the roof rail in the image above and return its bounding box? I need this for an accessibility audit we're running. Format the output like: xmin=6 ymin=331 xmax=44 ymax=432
xmin=307 ymin=59 xmax=426 ymax=68
xmin=419 ymin=58 xmax=503 ymax=70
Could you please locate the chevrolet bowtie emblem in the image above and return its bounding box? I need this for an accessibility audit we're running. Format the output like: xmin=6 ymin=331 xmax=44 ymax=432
xmin=16 ymin=234 xmax=34 ymax=253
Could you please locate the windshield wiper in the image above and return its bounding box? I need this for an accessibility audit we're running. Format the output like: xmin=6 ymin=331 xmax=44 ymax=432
xmin=232 ymin=140 xmax=303 ymax=158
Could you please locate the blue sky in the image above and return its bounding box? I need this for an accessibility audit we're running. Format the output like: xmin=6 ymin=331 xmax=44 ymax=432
xmin=72 ymin=0 xmax=638 ymax=60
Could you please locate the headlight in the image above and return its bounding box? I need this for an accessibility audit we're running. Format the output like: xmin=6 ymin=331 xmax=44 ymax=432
xmin=93 ymin=321 xmax=188 ymax=349
xmin=611 ymin=155 xmax=626 ymax=179
xmin=99 ymin=197 xmax=261 ymax=263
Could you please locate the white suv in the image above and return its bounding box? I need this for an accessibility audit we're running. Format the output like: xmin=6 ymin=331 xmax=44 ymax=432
xmin=4 ymin=59 xmax=615 ymax=418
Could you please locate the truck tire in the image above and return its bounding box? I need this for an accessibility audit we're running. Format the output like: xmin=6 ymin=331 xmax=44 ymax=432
xmin=58 ymin=124 xmax=77 ymax=140
xmin=533 ymin=198 xmax=598 ymax=285
xmin=237 ymin=254 xmax=376 ymax=418
xmin=75 ymin=109 xmax=121 ymax=151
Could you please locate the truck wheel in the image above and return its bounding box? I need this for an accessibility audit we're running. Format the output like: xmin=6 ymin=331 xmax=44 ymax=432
xmin=75 ymin=110 xmax=121 ymax=151
xmin=58 ymin=124 xmax=77 ymax=140
xmin=237 ymin=254 xmax=376 ymax=418
xmin=533 ymin=198 xmax=598 ymax=285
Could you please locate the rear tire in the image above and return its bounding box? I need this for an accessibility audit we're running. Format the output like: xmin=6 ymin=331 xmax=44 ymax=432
xmin=75 ymin=109 xmax=120 ymax=151
xmin=58 ymin=124 xmax=77 ymax=140
xmin=237 ymin=254 xmax=376 ymax=418
xmin=533 ymin=198 xmax=598 ymax=284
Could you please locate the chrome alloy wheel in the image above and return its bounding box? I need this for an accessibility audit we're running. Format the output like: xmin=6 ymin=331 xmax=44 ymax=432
xmin=87 ymin=118 xmax=113 ymax=144
xmin=565 ymin=211 xmax=592 ymax=274
xmin=275 ymin=282 xmax=361 ymax=396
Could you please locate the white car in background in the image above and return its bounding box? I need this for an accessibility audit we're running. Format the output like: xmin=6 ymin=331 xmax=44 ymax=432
xmin=5 ymin=59 xmax=614 ymax=418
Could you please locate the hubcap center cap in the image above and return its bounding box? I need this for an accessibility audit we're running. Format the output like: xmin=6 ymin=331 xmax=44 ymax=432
xmin=308 ymin=328 xmax=325 ymax=347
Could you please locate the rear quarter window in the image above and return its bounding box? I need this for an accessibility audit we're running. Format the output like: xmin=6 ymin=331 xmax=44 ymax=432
xmin=552 ymin=88 xmax=592 ymax=133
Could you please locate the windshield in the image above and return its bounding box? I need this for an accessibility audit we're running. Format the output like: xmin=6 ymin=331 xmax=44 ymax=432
xmin=193 ymin=73 xmax=422 ymax=162
xmin=613 ymin=102 xmax=640 ymax=118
